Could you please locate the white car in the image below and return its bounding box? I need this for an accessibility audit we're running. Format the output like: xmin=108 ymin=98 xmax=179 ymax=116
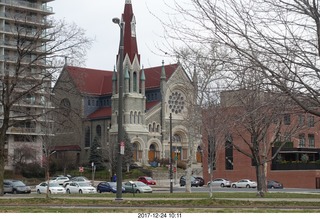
xmin=36 ymin=182 xmax=66 ymax=194
xmin=49 ymin=176 xmax=70 ymax=185
xmin=231 ymin=179 xmax=257 ymax=188
xmin=207 ymin=178 xmax=231 ymax=187
xmin=63 ymin=176 xmax=91 ymax=187
xmin=65 ymin=182 xmax=97 ymax=194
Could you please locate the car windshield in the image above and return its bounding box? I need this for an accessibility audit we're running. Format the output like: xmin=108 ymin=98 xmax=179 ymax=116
xmin=108 ymin=182 xmax=116 ymax=187
xmin=12 ymin=181 xmax=26 ymax=186
xmin=48 ymin=183 xmax=60 ymax=187
xmin=73 ymin=177 xmax=88 ymax=181
xmin=78 ymin=182 xmax=91 ymax=187
xmin=135 ymin=181 xmax=147 ymax=186
xmin=145 ymin=177 xmax=152 ymax=180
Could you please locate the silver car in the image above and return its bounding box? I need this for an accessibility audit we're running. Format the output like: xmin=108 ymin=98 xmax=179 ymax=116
xmin=231 ymin=179 xmax=257 ymax=188
xmin=207 ymin=178 xmax=231 ymax=187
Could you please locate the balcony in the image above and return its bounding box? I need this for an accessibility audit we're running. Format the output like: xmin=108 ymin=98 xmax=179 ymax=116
xmin=0 ymin=0 xmax=53 ymax=14
xmin=0 ymin=12 xmax=53 ymax=27
xmin=271 ymin=161 xmax=320 ymax=170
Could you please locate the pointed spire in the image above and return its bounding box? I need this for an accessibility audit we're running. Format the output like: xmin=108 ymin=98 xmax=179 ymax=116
xmin=161 ymin=60 xmax=166 ymax=80
xmin=121 ymin=0 xmax=140 ymax=63
xmin=141 ymin=65 xmax=145 ymax=81
xmin=112 ymin=66 xmax=117 ymax=81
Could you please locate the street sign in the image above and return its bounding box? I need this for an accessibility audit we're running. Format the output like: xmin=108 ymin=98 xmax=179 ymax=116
xmin=120 ymin=141 xmax=125 ymax=155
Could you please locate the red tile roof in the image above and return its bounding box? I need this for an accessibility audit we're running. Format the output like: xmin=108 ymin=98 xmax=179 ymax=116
xmin=66 ymin=66 xmax=113 ymax=95
xmin=146 ymin=101 xmax=160 ymax=110
xmin=65 ymin=63 xmax=179 ymax=120
xmin=144 ymin=64 xmax=179 ymax=89
xmin=88 ymin=107 xmax=112 ymax=120
xmin=66 ymin=63 xmax=179 ymax=95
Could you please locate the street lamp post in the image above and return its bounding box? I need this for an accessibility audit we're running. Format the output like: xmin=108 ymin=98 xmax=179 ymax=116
xmin=169 ymin=113 xmax=173 ymax=193
xmin=113 ymin=17 xmax=124 ymax=200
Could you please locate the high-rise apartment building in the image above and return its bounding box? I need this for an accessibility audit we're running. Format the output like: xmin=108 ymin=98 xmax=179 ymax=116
xmin=0 ymin=0 xmax=54 ymax=170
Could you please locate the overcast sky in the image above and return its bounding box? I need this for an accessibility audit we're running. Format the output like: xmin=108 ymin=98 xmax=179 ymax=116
xmin=49 ymin=0 xmax=175 ymax=71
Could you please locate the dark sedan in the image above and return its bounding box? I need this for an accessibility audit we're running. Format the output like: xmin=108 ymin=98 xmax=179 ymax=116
xmin=267 ymin=180 xmax=283 ymax=189
xmin=4 ymin=179 xmax=31 ymax=194
xmin=96 ymin=181 xmax=125 ymax=193
xmin=194 ymin=176 xmax=205 ymax=187
xmin=179 ymin=176 xmax=200 ymax=187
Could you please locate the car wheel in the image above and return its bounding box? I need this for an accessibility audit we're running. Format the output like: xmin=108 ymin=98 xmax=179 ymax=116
xmin=220 ymin=183 xmax=225 ymax=188
xmin=13 ymin=190 xmax=17 ymax=194
xmin=232 ymin=184 xmax=236 ymax=188
xmin=66 ymin=189 xmax=71 ymax=194
xmin=79 ymin=190 xmax=83 ymax=194
xmin=37 ymin=189 xmax=41 ymax=194
xmin=49 ymin=190 xmax=52 ymax=194
xmin=97 ymin=189 xmax=101 ymax=193
xmin=270 ymin=186 xmax=275 ymax=189
xmin=136 ymin=190 xmax=140 ymax=193
xmin=246 ymin=184 xmax=251 ymax=188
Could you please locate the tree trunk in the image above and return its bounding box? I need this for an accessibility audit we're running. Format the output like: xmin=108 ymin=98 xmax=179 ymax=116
xmin=256 ymin=163 xmax=266 ymax=197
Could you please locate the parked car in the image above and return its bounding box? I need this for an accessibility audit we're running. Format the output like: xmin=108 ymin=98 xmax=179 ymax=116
xmin=129 ymin=163 xmax=143 ymax=170
xmin=194 ymin=176 xmax=205 ymax=186
xmin=96 ymin=182 xmax=125 ymax=193
xmin=49 ymin=176 xmax=70 ymax=185
xmin=122 ymin=181 xmax=153 ymax=193
xmin=179 ymin=176 xmax=201 ymax=187
xmin=267 ymin=180 xmax=283 ymax=189
xmin=36 ymin=182 xmax=66 ymax=194
xmin=63 ymin=176 xmax=91 ymax=187
xmin=3 ymin=179 xmax=31 ymax=194
xmin=231 ymin=179 xmax=257 ymax=188
xmin=137 ymin=176 xmax=157 ymax=185
xmin=207 ymin=178 xmax=231 ymax=187
xmin=65 ymin=182 xmax=96 ymax=194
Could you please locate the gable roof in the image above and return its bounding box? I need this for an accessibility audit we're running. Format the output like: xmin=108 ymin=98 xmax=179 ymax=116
xmin=66 ymin=66 xmax=113 ymax=96
xmin=65 ymin=63 xmax=179 ymax=95
xmin=144 ymin=63 xmax=179 ymax=89
xmin=63 ymin=63 xmax=180 ymax=120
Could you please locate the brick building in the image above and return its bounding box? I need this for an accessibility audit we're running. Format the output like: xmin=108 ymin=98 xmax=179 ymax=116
xmin=202 ymin=90 xmax=320 ymax=189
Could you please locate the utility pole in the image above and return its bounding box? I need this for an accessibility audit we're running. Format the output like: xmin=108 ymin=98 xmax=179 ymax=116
xmin=113 ymin=17 xmax=124 ymax=200
xmin=170 ymin=113 xmax=173 ymax=193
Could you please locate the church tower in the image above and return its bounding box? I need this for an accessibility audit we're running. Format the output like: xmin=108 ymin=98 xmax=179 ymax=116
xmin=110 ymin=0 xmax=149 ymax=164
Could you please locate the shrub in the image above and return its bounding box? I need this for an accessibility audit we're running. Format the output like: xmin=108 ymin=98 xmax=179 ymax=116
xmin=20 ymin=162 xmax=45 ymax=178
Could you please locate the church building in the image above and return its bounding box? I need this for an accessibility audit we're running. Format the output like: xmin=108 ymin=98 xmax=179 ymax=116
xmin=52 ymin=0 xmax=202 ymax=171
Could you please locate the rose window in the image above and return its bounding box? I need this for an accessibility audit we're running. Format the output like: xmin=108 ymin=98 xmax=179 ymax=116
xmin=168 ymin=91 xmax=185 ymax=114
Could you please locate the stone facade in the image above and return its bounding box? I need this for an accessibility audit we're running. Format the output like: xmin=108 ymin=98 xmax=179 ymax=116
xmin=51 ymin=1 xmax=202 ymax=171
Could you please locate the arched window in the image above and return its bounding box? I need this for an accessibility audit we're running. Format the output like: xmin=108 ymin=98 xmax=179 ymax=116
xmin=133 ymin=72 xmax=137 ymax=92
xmin=134 ymin=111 xmax=137 ymax=124
xmin=130 ymin=111 xmax=133 ymax=124
xmin=96 ymin=125 xmax=101 ymax=138
xmin=173 ymin=134 xmax=181 ymax=142
xmin=85 ymin=127 xmax=91 ymax=147
xmin=152 ymin=122 xmax=156 ymax=132
xmin=149 ymin=124 xmax=152 ymax=132
xmin=138 ymin=112 xmax=141 ymax=124
xmin=60 ymin=98 xmax=71 ymax=115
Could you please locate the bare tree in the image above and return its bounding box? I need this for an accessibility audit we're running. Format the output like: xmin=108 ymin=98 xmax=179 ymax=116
xmin=202 ymin=101 xmax=230 ymax=197
xmin=0 ymin=17 xmax=93 ymax=196
xmin=163 ymin=0 xmax=320 ymax=115
xmin=156 ymin=0 xmax=320 ymax=196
